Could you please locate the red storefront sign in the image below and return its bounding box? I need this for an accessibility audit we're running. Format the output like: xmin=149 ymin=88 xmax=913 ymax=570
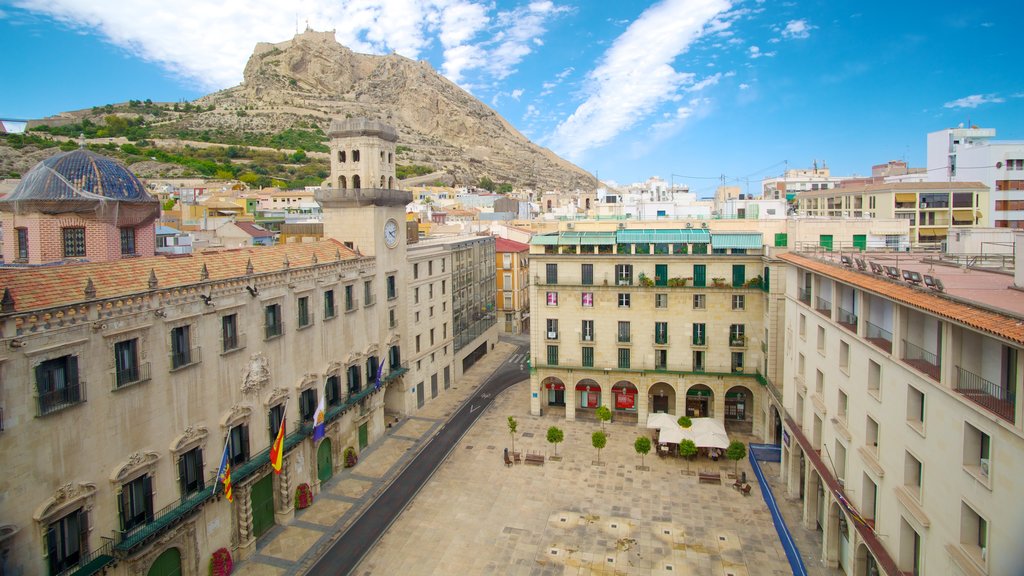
xmin=615 ymin=392 xmax=635 ymax=409
xmin=545 ymin=382 xmax=565 ymax=390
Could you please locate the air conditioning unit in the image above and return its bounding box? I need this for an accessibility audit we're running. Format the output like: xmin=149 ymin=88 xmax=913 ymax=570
xmin=547 ymin=331 xmax=558 ymax=339
xmin=980 ymin=458 xmax=990 ymax=477
xmin=566 ymin=222 xmax=575 ymax=229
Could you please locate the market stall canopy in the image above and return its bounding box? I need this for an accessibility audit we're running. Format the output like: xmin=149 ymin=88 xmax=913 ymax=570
xmin=646 ymin=414 xmax=730 ymax=448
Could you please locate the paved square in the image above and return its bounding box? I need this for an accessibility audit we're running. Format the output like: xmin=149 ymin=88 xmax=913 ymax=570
xmin=356 ymin=381 xmax=793 ymax=575
xmin=297 ymin=498 xmax=353 ymax=527
xmin=262 ymin=526 xmax=327 ymax=562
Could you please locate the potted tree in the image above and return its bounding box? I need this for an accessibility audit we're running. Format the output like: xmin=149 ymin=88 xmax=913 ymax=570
xmin=678 ymin=439 xmax=697 ymax=475
xmin=547 ymin=426 xmax=564 ymax=461
xmin=677 ymin=415 xmax=692 ymax=429
xmin=634 ymin=436 xmax=651 ymax=470
xmin=726 ymin=440 xmax=747 ymax=477
xmin=508 ymin=416 xmax=518 ymax=456
xmin=596 ymin=405 xmax=612 ymax=430
xmin=592 ymin=430 xmax=607 ymax=465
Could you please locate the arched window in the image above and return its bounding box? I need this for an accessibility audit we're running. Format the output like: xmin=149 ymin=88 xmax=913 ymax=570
xmin=338 ymin=150 xmax=346 ymax=163
xmin=353 ymin=175 xmax=361 ymax=189
xmin=585 ymin=198 xmax=591 ymax=210
xmin=380 ymin=151 xmax=385 ymax=161
xmin=388 ymin=177 xmax=394 ymax=188
xmin=352 ymin=150 xmax=360 ymax=162
xmin=338 ymin=176 xmax=347 ymax=190
xmin=380 ymin=176 xmax=386 ymax=187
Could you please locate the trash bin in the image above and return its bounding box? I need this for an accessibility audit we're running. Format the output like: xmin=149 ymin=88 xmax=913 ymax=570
xmin=741 ymin=471 xmax=747 ymax=484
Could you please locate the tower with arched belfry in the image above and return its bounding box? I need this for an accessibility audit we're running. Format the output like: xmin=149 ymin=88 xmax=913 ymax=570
xmin=327 ymin=118 xmax=398 ymax=192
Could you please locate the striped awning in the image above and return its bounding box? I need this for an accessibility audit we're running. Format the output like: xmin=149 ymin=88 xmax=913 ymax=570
xmin=616 ymin=229 xmax=710 ymax=244
xmin=530 ymin=234 xmax=559 ymax=245
xmin=952 ymin=209 xmax=974 ymax=221
xmin=558 ymin=231 xmax=617 ymax=245
xmin=895 ymin=193 xmax=917 ymax=202
xmin=710 ymin=232 xmax=763 ymax=249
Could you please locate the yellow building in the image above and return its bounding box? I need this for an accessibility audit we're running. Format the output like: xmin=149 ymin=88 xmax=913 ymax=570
xmin=495 ymin=237 xmax=531 ymax=334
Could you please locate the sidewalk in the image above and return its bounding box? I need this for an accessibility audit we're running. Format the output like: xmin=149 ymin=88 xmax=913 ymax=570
xmin=235 ymin=340 xmax=523 ymax=576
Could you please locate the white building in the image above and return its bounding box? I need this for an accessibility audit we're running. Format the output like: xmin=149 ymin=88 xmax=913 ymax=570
xmin=926 ymin=126 xmax=1024 ymax=229
xmin=761 ymin=165 xmax=849 ymax=201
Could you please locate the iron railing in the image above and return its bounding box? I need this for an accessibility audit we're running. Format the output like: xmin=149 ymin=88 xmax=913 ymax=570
xmin=113 ymin=362 xmax=152 ymax=389
xmin=865 ymin=321 xmax=892 ymax=352
xmin=170 ymin=347 xmax=202 ymax=370
xmin=221 ymin=332 xmax=247 ymax=354
xmin=955 ymin=366 xmax=1016 ymax=424
xmin=37 ymin=381 xmax=85 ymax=416
xmin=902 ymin=340 xmax=940 ymax=381
xmin=730 ymin=336 xmax=746 ymax=347
xmin=55 ymin=538 xmax=115 ymax=576
xmin=692 ymin=336 xmax=707 ymax=346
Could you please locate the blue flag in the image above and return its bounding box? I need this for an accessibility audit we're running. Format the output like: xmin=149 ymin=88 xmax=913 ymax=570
xmin=374 ymin=360 xmax=385 ymax=391
xmin=312 ymin=394 xmax=326 ymax=443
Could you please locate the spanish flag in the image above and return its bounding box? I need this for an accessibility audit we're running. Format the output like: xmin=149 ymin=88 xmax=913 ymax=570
xmin=217 ymin=441 xmax=233 ymax=502
xmin=270 ymin=415 xmax=286 ymax=474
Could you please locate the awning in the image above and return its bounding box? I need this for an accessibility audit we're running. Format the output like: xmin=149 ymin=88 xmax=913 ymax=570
xmin=710 ymin=232 xmax=763 ymax=249
xmin=544 ymin=382 xmax=565 ymax=390
xmin=558 ymin=231 xmax=617 ymax=245
xmin=616 ymin=229 xmax=710 ymax=244
xmin=895 ymin=193 xmax=917 ymax=203
xmin=530 ymin=234 xmax=559 ymax=245
xmin=575 ymin=383 xmax=601 ymax=391
xmin=952 ymin=209 xmax=974 ymax=220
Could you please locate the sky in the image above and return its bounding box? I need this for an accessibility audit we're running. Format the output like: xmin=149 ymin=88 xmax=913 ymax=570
xmin=1 ymin=0 xmax=1022 ymax=192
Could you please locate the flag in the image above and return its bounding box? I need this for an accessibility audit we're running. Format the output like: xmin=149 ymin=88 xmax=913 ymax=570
xmin=374 ymin=360 xmax=385 ymax=391
xmin=312 ymin=394 xmax=326 ymax=443
xmin=217 ymin=441 xmax=233 ymax=502
xmin=270 ymin=414 xmax=286 ymax=474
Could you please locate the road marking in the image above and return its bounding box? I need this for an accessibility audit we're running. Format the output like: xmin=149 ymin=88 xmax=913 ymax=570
xmin=470 ymin=405 xmax=479 ymax=413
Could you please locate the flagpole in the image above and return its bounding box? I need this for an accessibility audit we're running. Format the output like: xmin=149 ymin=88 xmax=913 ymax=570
xmin=214 ymin=432 xmax=231 ymax=497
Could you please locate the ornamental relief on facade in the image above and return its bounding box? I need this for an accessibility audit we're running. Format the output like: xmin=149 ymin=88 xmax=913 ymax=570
xmin=241 ymin=353 xmax=271 ymax=395
xmin=169 ymin=425 xmax=209 ymax=454
xmin=33 ymin=482 xmax=97 ymax=524
xmin=264 ymin=387 xmax=289 ymax=407
xmin=126 ymin=518 xmax=200 ymax=576
xmin=110 ymin=451 xmax=160 ymax=484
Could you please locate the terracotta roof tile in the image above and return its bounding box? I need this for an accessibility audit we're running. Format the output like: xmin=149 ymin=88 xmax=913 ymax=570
xmin=494 ymin=237 xmax=530 ymax=252
xmin=0 ymin=240 xmax=360 ymax=313
xmin=779 ymin=253 xmax=1024 ymax=346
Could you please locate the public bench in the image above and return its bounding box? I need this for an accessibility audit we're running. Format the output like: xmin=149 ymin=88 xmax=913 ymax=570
xmin=525 ymin=452 xmax=545 ymax=465
xmin=699 ymin=471 xmax=722 ymax=484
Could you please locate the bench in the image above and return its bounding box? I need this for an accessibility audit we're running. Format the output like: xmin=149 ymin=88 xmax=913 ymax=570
xmin=699 ymin=471 xmax=721 ymax=485
xmin=525 ymin=452 xmax=545 ymax=465
xmin=513 ymin=451 xmax=522 ymax=464
xmin=503 ymin=452 xmax=513 ymax=467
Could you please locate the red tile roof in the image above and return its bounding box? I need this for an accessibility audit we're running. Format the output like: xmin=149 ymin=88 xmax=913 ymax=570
xmin=495 ymin=237 xmax=530 ymax=253
xmin=0 ymin=240 xmax=360 ymax=313
xmin=780 ymin=253 xmax=1024 ymax=346
xmin=234 ymin=221 xmax=275 ymax=238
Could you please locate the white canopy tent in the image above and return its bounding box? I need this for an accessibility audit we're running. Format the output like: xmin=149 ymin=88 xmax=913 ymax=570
xmin=646 ymin=415 xmax=730 ymax=448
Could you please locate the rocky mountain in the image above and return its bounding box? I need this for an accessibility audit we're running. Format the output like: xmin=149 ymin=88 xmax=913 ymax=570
xmin=183 ymin=29 xmax=596 ymax=191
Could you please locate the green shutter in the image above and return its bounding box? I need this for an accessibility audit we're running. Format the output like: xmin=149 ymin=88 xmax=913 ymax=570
xmin=853 ymin=234 xmax=867 ymax=251
xmin=820 ymin=234 xmax=833 ymax=251
xmin=763 ymin=266 xmax=770 ymax=292
xmin=655 ymin=264 xmax=668 ymax=286
xmin=774 ymin=233 xmax=788 ymax=247
xmin=732 ymin=264 xmax=746 ymax=287
xmin=693 ymin=265 xmax=706 ymax=287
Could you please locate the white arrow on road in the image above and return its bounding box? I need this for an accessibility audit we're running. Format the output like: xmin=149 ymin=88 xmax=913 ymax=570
xmin=470 ymin=404 xmax=480 ymax=413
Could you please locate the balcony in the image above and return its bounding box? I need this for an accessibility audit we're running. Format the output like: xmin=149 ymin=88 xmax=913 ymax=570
xmin=56 ymin=539 xmax=115 ymax=576
xmin=113 ymin=362 xmax=152 ymax=390
xmin=221 ymin=333 xmax=247 ymax=355
xmin=692 ymin=336 xmax=707 ymax=347
xmin=37 ymin=381 xmax=86 ymax=416
xmin=815 ymin=297 xmax=832 ymax=318
xmin=837 ymin=307 xmax=857 ymax=332
xmin=798 ymin=287 xmax=812 ymax=305
xmin=865 ymin=321 xmax=892 ymax=354
xmin=902 ymin=340 xmax=940 ymax=381
xmin=546 ymin=331 xmax=559 ymax=341
xmin=170 ymin=347 xmax=202 ymax=371
xmin=955 ymin=366 xmax=1016 ymax=424
xmin=580 ymin=333 xmax=594 ymax=343
xmin=265 ymin=321 xmax=284 ymax=340
xmin=654 ymin=334 xmax=669 ymax=345
xmin=729 ymin=336 xmax=746 ymax=348
xmin=114 ymin=481 xmax=215 ymax=553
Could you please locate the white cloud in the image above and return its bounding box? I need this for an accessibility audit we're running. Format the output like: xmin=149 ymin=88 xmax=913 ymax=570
xmin=511 ymin=88 xmax=524 ymax=100
xmin=686 ymin=72 xmax=722 ymax=92
xmin=739 ymin=83 xmax=749 ymax=90
xmin=547 ymin=0 xmax=731 ymax=159
xmin=748 ymin=45 xmax=774 ymax=59
xmin=780 ymin=19 xmax=813 ymax=39
xmin=943 ymin=94 xmax=1006 ymax=109
xmin=523 ymin=104 xmax=540 ymax=119
xmin=12 ymin=0 xmax=562 ymax=91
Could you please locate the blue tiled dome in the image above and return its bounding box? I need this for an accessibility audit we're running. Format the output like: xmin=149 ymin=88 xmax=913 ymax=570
xmin=5 ymin=148 xmax=153 ymax=202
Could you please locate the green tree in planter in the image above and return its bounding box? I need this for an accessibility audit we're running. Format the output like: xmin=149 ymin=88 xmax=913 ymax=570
xmin=634 ymin=436 xmax=652 ymax=469
xmin=726 ymin=440 xmax=747 ymax=475
xmin=677 ymin=415 xmax=692 ymax=428
xmin=508 ymin=416 xmax=518 ymax=454
xmin=592 ymin=430 xmax=607 ymax=464
xmin=596 ymin=405 xmax=612 ymax=430
xmin=547 ymin=426 xmax=564 ymax=458
xmin=678 ymin=439 xmax=697 ymax=473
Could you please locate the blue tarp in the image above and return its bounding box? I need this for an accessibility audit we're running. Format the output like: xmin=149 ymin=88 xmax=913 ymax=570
xmin=749 ymin=443 xmax=807 ymax=576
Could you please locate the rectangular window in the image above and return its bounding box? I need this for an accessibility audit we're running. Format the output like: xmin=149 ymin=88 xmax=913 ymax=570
xmin=503 ymin=293 xmax=513 ymax=309
xmin=907 ymin=386 xmax=925 ymax=430
xmin=581 ymin=320 xmax=594 ymax=342
xmin=300 ymin=388 xmax=317 ymax=422
xmin=114 ymin=338 xmax=142 ymax=387
xmin=618 ymin=321 xmax=631 ymax=343
xmin=732 ymin=264 xmax=746 ymax=287
xmin=732 ymin=294 xmax=745 ymax=310
xmin=416 ymin=334 xmax=421 ymax=352
xmin=387 ymin=275 xmax=397 ymax=300
xmin=47 ymin=509 xmax=88 ymax=574
xmin=731 ymin=351 xmax=744 ymax=372
xmin=546 ymin=318 xmax=558 ymax=339
xmin=581 ymin=292 xmax=594 ymax=307
xmin=618 ymin=293 xmax=630 ymax=308
xmin=269 ymin=404 xmax=285 ymax=442
xmin=693 ymin=323 xmax=706 ymax=346
xmin=264 ymin=303 xmax=282 ymax=339
xmin=171 ymin=325 xmax=192 ymax=369
xmin=729 ymin=324 xmax=746 ymax=346
xmin=799 ymin=313 xmax=807 ymax=338
xmin=503 ymin=272 xmax=512 ymax=289
xmin=655 ymin=264 xmax=668 ymax=286
xmin=62 ymin=227 xmax=86 ymax=257
xmin=581 ymin=263 xmax=594 ymax=285
xmin=547 ymin=345 xmax=559 ymax=366
xmin=693 ymin=294 xmax=705 ymax=309
xmin=582 ymin=346 xmax=594 ymax=367
xmin=618 ymin=348 xmax=630 ymax=369
xmin=866 ymin=415 xmax=880 ymax=453
xmin=179 ymin=446 xmax=205 ymax=499
xmin=546 ymin=291 xmax=558 ymax=306
xmin=16 ymin=227 xmax=28 ymax=260
xmin=963 ymin=422 xmax=991 ymax=479
xmin=838 ymin=389 xmax=848 ymax=421
xmin=415 ymin=287 xmax=420 ymax=304
xmin=501 ymin=254 xmax=511 ymax=269
xmin=441 ymin=279 xmax=446 ymax=294
xmin=345 ymin=285 xmax=355 ymax=311
xmin=693 ymin=350 xmax=705 ymax=372
xmin=960 ymin=502 xmax=989 ymax=563
xmin=364 ymin=280 xmax=373 ymax=305
xmin=414 ymin=263 xmax=420 ymax=278
xmin=904 ymin=451 xmax=923 ymax=499
xmin=347 ymin=365 xmax=362 ymax=394
xmin=389 ymin=308 xmax=397 ymax=328
xmin=324 ymin=290 xmax=336 ymax=319
xmin=546 ymin=263 xmax=558 ymax=284
xmin=655 ymin=349 xmax=668 ymax=370
xmin=119 ymin=474 xmax=154 ymax=532
xmin=120 ymin=227 xmax=136 ymax=256
xmin=297 ymin=296 xmax=311 ymax=327
xmin=693 ymin=264 xmax=706 ymax=287
xmin=817 ymin=325 xmax=826 ymax=353
xmin=326 ymin=375 xmax=341 ymax=406
xmin=840 ymin=340 xmax=850 ymax=371
xmin=221 ymin=314 xmax=241 ymax=353
xmin=228 ymin=424 xmax=249 ymax=465
xmin=655 ymin=322 xmax=668 ymax=344
xmin=429 ymin=260 xmax=434 ymax=275
xmin=655 ymin=293 xmax=668 ymax=308
xmin=868 ymin=359 xmax=881 ymax=397
xmin=35 ymin=355 xmax=82 ymax=415
xmin=615 ymin=264 xmax=633 ymax=285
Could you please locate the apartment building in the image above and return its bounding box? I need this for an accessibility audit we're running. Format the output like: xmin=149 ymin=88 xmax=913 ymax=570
xmin=779 ymin=249 xmax=1024 ymax=575
xmin=496 ymin=237 xmax=530 ymax=335
xmin=795 ymin=182 xmax=988 ymax=245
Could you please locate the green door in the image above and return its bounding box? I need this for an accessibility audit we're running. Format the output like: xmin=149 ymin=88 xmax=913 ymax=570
xmin=147 ymin=547 xmax=181 ymax=576
xmin=655 ymin=264 xmax=668 ymax=286
xmin=317 ymin=438 xmax=333 ymax=484
xmin=820 ymin=234 xmax=833 ymax=251
xmin=732 ymin=264 xmax=746 ymax=287
xmin=852 ymin=234 xmax=867 ymax=251
xmin=251 ymin=475 xmax=275 ymax=539
xmin=693 ymin=264 xmax=706 ymax=287
xmin=358 ymin=423 xmax=368 ymax=450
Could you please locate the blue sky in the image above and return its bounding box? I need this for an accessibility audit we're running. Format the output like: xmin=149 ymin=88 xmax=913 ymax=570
xmin=2 ymin=0 xmax=1022 ymax=191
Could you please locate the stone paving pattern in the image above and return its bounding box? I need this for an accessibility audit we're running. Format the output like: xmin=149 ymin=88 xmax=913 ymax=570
xmin=238 ymin=338 xmax=839 ymax=575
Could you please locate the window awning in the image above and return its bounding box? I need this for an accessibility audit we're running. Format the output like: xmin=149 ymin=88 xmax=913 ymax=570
xmin=616 ymin=229 xmax=710 ymax=244
xmin=952 ymin=209 xmax=974 ymax=220
xmin=895 ymin=193 xmax=917 ymax=202
xmin=558 ymin=231 xmax=617 ymax=245
xmin=710 ymin=232 xmax=763 ymax=249
xmin=530 ymin=234 xmax=559 ymax=245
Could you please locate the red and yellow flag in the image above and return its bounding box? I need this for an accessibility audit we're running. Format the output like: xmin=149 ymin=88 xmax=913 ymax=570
xmin=222 ymin=463 xmax=233 ymax=502
xmin=270 ymin=416 xmax=286 ymax=474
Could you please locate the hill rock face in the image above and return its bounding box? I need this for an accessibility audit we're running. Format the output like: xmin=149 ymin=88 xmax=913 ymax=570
xmin=192 ymin=29 xmax=595 ymax=191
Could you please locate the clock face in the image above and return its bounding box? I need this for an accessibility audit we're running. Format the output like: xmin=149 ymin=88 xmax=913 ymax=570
xmin=384 ymin=219 xmax=399 ymax=248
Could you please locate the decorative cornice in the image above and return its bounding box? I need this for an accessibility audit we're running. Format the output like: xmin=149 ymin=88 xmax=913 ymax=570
xmin=220 ymin=404 xmax=252 ymax=429
xmin=170 ymin=425 xmax=209 ymax=453
xmin=110 ymin=451 xmax=160 ymax=483
xmin=265 ymin=387 xmax=289 ymax=407
xmin=33 ymin=482 xmax=97 ymax=523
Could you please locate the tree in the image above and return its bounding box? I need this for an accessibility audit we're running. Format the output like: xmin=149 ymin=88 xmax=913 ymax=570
xmin=634 ymin=436 xmax=651 ymax=469
xmin=678 ymin=439 xmax=697 ymax=473
xmin=497 ymin=182 xmax=513 ymax=194
xmin=726 ymin=440 xmax=747 ymax=476
xmin=162 ymin=198 xmax=176 ymax=211
xmin=507 ymin=416 xmax=518 ymax=455
xmin=592 ymin=430 xmax=607 ymax=464
xmin=477 ymin=177 xmax=496 ymax=192
xmin=546 ymin=426 xmax=564 ymax=458
xmin=677 ymin=416 xmax=692 ymax=428
xmin=596 ymin=405 xmax=612 ymax=430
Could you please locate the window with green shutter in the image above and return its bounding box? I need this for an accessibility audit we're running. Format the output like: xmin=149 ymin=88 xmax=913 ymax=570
xmin=618 ymin=348 xmax=630 ymax=369
xmin=774 ymin=233 xmax=788 ymax=247
xmin=732 ymin=264 xmax=746 ymax=288
xmin=693 ymin=264 xmax=706 ymax=287
xmin=582 ymin=347 xmax=594 ymax=367
xmin=547 ymin=345 xmax=558 ymax=366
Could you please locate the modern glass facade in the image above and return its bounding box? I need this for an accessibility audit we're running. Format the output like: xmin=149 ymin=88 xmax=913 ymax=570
xmin=453 ymin=237 xmax=497 ymax=351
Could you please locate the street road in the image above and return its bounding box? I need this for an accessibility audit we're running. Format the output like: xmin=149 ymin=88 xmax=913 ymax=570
xmin=306 ymin=343 xmax=529 ymax=575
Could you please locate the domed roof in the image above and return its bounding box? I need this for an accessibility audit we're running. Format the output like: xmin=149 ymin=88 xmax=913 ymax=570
xmin=3 ymin=148 xmax=154 ymax=204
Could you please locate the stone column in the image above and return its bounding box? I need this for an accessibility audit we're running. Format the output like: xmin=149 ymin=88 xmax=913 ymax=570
xmin=713 ymin=381 xmax=726 ymax=422
xmin=235 ymin=485 xmax=256 ymax=560
xmin=275 ymin=457 xmax=295 ymax=524
xmin=565 ymin=383 xmax=576 ymax=422
xmin=636 ymin=381 xmax=649 ymax=428
xmin=676 ymin=378 xmax=687 ymax=417
xmin=529 ymin=372 xmax=542 ymax=416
